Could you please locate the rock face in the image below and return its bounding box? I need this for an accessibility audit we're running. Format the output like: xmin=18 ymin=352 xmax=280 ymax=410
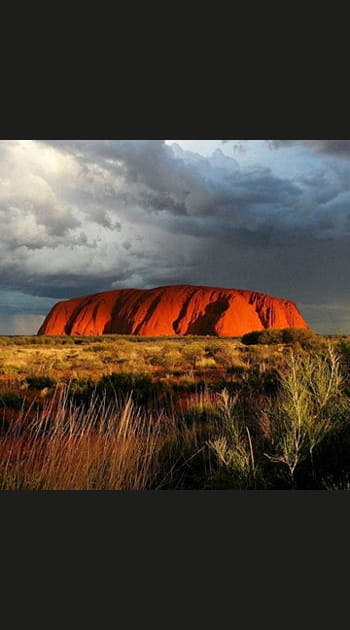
xmin=37 ymin=284 xmax=308 ymax=337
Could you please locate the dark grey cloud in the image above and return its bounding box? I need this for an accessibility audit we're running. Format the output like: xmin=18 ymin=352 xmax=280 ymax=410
xmin=43 ymin=139 xmax=349 ymax=243
xmin=45 ymin=141 xmax=292 ymax=217
xmin=269 ymin=140 xmax=350 ymax=158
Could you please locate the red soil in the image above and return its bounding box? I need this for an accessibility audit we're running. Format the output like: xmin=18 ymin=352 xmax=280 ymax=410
xmin=37 ymin=284 xmax=308 ymax=337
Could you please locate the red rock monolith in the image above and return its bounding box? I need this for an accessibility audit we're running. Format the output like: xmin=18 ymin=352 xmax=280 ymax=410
xmin=37 ymin=284 xmax=308 ymax=336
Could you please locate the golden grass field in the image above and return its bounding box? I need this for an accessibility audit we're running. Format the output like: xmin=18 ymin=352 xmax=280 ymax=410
xmin=0 ymin=329 xmax=349 ymax=490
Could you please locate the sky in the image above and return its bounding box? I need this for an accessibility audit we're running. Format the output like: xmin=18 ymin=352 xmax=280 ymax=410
xmin=1 ymin=139 xmax=350 ymax=335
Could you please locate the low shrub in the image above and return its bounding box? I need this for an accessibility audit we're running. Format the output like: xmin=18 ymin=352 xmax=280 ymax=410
xmin=241 ymin=329 xmax=284 ymax=346
xmin=337 ymin=338 xmax=350 ymax=371
xmin=96 ymin=372 xmax=165 ymax=407
xmin=248 ymin=366 xmax=281 ymax=396
xmin=281 ymin=328 xmax=324 ymax=350
xmin=26 ymin=376 xmax=56 ymax=390
xmin=0 ymin=391 xmax=27 ymax=411
xmin=265 ymin=346 xmax=344 ymax=487
xmin=241 ymin=327 xmax=323 ymax=350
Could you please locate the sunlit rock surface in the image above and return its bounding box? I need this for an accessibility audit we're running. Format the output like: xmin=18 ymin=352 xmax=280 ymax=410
xmin=37 ymin=285 xmax=308 ymax=337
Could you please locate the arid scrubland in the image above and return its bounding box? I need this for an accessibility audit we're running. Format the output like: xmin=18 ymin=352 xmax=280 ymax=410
xmin=1 ymin=329 xmax=350 ymax=490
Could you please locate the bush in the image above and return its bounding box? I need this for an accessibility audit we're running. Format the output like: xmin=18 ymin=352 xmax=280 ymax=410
xmin=336 ymin=338 xmax=350 ymax=370
xmin=248 ymin=366 xmax=281 ymax=396
xmin=0 ymin=391 xmax=27 ymax=411
xmin=265 ymin=346 xmax=344 ymax=487
xmin=96 ymin=372 xmax=165 ymax=407
xmin=26 ymin=376 xmax=56 ymax=390
xmin=241 ymin=329 xmax=283 ymax=345
xmin=281 ymin=328 xmax=324 ymax=350
xmin=241 ymin=327 xmax=323 ymax=350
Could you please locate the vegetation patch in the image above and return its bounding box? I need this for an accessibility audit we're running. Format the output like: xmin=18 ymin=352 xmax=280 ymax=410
xmin=26 ymin=376 xmax=57 ymax=390
xmin=0 ymin=330 xmax=349 ymax=489
xmin=241 ymin=327 xmax=324 ymax=350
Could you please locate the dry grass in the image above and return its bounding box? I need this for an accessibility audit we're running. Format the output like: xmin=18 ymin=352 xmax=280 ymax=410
xmin=0 ymin=335 xmax=283 ymax=385
xmin=0 ymin=332 xmax=349 ymax=490
xmin=0 ymin=387 xmax=174 ymax=490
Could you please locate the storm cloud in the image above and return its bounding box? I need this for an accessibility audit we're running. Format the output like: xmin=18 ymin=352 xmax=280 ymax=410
xmin=269 ymin=140 xmax=350 ymax=159
xmin=1 ymin=139 xmax=350 ymax=334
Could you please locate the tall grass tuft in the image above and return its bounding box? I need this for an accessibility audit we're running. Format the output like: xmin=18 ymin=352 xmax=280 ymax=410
xmin=265 ymin=345 xmax=345 ymax=486
xmin=0 ymin=385 xmax=167 ymax=490
xmin=208 ymin=389 xmax=258 ymax=489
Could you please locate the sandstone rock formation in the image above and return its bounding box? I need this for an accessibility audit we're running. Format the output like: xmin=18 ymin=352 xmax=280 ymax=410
xmin=37 ymin=285 xmax=308 ymax=337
